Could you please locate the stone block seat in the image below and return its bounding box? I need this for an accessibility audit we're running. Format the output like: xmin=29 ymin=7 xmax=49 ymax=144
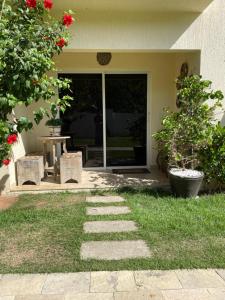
xmin=16 ymin=155 xmax=44 ymax=186
xmin=60 ymin=151 xmax=82 ymax=184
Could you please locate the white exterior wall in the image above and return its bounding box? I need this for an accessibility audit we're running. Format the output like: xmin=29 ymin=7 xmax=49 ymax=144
xmin=66 ymin=0 xmax=225 ymax=101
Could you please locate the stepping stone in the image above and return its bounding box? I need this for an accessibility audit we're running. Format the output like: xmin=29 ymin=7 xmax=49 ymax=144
xmin=81 ymin=240 xmax=151 ymax=260
xmin=86 ymin=196 xmax=125 ymax=203
xmin=84 ymin=221 xmax=138 ymax=233
xmin=86 ymin=206 xmax=131 ymax=216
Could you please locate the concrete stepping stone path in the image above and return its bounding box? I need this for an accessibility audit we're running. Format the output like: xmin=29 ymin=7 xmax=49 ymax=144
xmin=86 ymin=196 xmax=125 ymax=203
xmin=86 ymin=206 xmax=131 ymax=216
xmin=81 ymin=240 xmax=151 ymax=260
xmin=84 ymin=220 xmax=138 ymax=233
xmin=81 ymin=195 xmax=151 ymax=261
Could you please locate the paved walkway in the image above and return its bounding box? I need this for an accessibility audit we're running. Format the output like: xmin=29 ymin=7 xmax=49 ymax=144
xmin=81 ymin=196 xmax=151 ymax=260
xmin=0 ymin=269 xmax=225 ymax=299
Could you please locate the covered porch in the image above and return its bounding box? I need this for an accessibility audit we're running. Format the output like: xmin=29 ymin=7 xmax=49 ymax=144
xmin=10 ymin=167 xmax=168 ymax=194
xmin=6 ymin=50 xmax=200 ymax=194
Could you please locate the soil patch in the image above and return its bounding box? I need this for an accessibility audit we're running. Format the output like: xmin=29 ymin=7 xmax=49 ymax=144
xmin=0 ymin=196 xmax=18 ymax=211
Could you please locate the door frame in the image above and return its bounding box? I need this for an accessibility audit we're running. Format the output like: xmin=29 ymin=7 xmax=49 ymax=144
xmin=58 ymin=70 xmax=151 ymax=170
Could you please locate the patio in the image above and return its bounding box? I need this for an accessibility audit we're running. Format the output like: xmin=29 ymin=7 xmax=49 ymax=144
xmin=10 ymin=167 xmax=168 ymax=194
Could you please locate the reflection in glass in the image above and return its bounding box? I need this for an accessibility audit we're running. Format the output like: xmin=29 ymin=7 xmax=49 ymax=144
xmin=59 ymin=74 xmax=103 ymax=167
xmin=105 ymin=74 xmax=147 ymax=167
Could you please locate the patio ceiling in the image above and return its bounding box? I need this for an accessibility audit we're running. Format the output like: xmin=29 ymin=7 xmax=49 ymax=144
xmin=53 ymin=0 xmax=213 ymax=13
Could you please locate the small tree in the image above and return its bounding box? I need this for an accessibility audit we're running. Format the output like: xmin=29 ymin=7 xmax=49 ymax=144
xmin=0 ymin=0 xmax=74 ymax=166
xmin=153 ymin=75 xmax=223 ymax=169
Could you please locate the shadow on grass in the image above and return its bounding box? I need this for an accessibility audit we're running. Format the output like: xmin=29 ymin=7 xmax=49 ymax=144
xmin=115 ymin=186 xmax=172 ymax=198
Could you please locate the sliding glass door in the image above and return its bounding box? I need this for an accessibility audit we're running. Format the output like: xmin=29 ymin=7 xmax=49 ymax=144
xmin=59 ymin=73 xmax=148 ymax=168
xmin=59 ymin=73 xmax=104 ymax=168
xmin=105 ymin=74 xmax=147 ymax=167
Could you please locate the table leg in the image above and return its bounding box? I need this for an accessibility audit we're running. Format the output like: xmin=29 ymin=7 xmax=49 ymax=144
xmin=43 ymin=142 xmax=48 ymax=177
xmin=52 ymin=142 xmax=58 ymax=181
xmin=63 ymin=140 xmax=67 ymax=153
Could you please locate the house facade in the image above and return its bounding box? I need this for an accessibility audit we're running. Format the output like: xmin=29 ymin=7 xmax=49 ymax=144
xmin=0 ymin=0 xmax=225 ymax=193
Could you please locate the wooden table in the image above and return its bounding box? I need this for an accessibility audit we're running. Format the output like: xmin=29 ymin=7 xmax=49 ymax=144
xmin=38 ymin=136 xmax=70 ymax=179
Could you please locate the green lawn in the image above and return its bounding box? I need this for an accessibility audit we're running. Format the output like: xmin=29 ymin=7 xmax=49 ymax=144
xmin=0 ymin=189 xmax=225 ymax=273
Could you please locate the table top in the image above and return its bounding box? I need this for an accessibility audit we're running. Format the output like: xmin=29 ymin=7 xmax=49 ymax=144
xmin=38 ymin=135 xmax=70 ymax=141
xmin=38 ymin=136 xmax=70 ymax=142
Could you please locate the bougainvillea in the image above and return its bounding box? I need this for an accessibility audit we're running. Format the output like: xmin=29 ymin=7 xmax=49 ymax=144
xmin=44 ymin=0 xmax=53 ymax=9
xmin=26 ymin=0 xmax=37 ymax=8
xmin=56 ymin=37 xmax=66 ymax=48
xmin=0 ymin=0 xmax=74 ymax=166
xmin=63 ymin=14 xmax=73 ymax=27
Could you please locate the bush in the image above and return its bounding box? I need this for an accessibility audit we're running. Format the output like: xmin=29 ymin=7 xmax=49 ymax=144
xmin=153 ymin=75 xmax=223 ymax=169
xmin=199 ymin=124 xmax=225 ymax=191
xmin=0 ymin=0 xmax=74 ymax=166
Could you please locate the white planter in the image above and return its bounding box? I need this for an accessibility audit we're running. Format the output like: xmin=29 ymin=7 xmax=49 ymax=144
xmin=48 ymin=126 xmax=61 ymax=136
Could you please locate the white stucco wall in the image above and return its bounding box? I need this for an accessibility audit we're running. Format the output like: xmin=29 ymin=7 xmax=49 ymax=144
xmin=65 ymin=0 xmax=225 ymax=106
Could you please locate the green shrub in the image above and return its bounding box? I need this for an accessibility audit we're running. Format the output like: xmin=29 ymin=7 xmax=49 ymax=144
xmin=199 ymin=124 xmax=225 ymax=191
xmin=0 ymin=0 xmax=74 ymax=165
xmin=153 ymin=75 xmax=223 ymax=169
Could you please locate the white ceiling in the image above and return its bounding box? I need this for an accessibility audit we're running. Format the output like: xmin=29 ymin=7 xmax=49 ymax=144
xmin=53 ymin=0 xmax=213 ymax=13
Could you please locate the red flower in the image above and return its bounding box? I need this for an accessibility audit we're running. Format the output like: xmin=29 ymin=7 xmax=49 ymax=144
xmin=44 ymin=0 xmax=53 ymax=9
xmin=63 ymin=14 xmax=73 ymax=27
xmin=7 ymin=134 xmax=18 ymax=145
xmin=56 ymin=38 xmax=66 ymax=48
xmin=26 ymin=0 xmax=37 ymax=8
xmin=2 ymin=159 xmax=10 ymax=166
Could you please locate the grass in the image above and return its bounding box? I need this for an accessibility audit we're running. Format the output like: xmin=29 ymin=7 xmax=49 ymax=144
xmin=0 ymin=188 xmax=225 ymax=273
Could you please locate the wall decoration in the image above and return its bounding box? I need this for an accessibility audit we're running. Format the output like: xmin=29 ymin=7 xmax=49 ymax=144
xmin=97 ymin=52 xmax=112 ymax=66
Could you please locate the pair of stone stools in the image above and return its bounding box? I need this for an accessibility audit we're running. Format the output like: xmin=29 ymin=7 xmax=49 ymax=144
xmin=16 ymin=152 xmax=82 ymax=185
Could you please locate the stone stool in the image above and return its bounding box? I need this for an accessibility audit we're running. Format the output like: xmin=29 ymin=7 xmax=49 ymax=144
xmin=60 ymin=152 xmax=82 ymax=184
xmin=16 ymin=156 xmax=44 ymax=186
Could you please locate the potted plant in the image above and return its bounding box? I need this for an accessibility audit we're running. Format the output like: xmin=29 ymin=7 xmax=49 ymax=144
xmin=44 ymin=96 xmax=72 ymax=136
xmin=46 ymin=118 xmax=62 ymax=136
xmin=153 ymin=75 xmax=223 ymax=197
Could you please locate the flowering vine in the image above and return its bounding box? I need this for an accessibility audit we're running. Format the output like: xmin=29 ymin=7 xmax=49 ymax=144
xmin=0 ymin=0 xmax=74 ymax=166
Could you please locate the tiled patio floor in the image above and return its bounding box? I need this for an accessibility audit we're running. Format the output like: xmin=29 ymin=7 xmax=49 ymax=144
xmin=10 ymin=167 xmax=168 ymax=194
xmin=0 ymin=270 xmax=225 ymax=299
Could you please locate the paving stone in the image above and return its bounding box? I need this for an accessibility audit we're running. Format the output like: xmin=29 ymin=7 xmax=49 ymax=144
xmin=0 ymin=274 xmax=47 ymax=296
xmin=42 ymin=273 xmax=90 ymax=295
xmin=207 ymin=288 xmax=225 ymax=299
xmin=90 ymin=271 xmax=137 ymax=292
xmin=175 ymin=270 xmax=225 ymax=289
xmin=216 ymin=269 xmax=225 ymax=281
xmin=86 ymin=206 xmax=131 ymax=216
xmin=86 ymin=196 xmax=125 ymax=203
xmin=84 ymin=221 xmax=138 ymax=233
xmin=114 ymin=290 xmax=164 ymax=300
xmin=65 ymin=293 xmax=113 ymax=300
xmin=134 ymin=271 xmax=182 ymax=290
xmin=15 ymin=296 xmax=63 ymax=300
xmin=162 ymin=288 xmax=210 ymax=300
xmin=81 ymin=240 xmax=151 ymax=260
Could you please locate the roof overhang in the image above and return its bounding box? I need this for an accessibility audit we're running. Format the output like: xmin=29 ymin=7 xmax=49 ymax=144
xmin=53 ymin=0 xmax=213 ymax=13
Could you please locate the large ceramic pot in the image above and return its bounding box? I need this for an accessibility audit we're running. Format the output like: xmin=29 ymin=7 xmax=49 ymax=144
xmin=48 ymin=126 xmax=61 ymax=136
xmin=168 ymin=168 xmax=204 ymax=198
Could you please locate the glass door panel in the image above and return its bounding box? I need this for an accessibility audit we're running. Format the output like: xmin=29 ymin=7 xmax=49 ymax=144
xmin=59 ymin=73 xmax=103 ymax=168
xmin=105 ymin=74 xmax=147 ymax=167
